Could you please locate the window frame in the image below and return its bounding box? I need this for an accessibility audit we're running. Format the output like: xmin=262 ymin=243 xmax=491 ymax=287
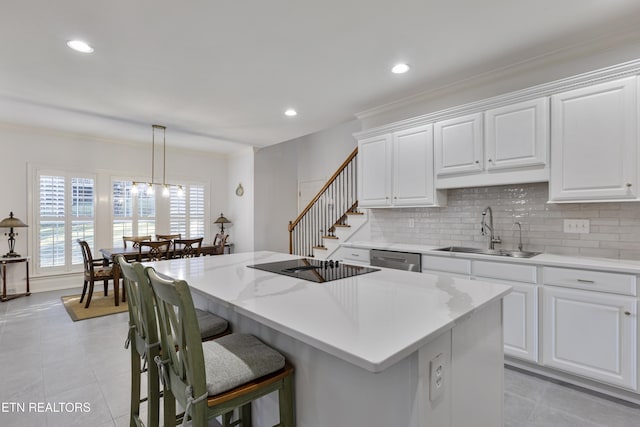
xmin=110 ymin=177 xmax=157 ymax=247
xmin=33 ymin=168 xmax=97 ymax=275
xmin=169 ymin=182 xmax=207 ymax=239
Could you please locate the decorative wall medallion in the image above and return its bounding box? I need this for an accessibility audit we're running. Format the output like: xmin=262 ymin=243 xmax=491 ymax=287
xmin=235 ymin=183 xmax=244 ymax=197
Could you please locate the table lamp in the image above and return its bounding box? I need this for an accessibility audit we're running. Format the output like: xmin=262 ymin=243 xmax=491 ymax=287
xmin=0 ymin=212 xmax=28 ymax=258
xmin=214 ymin=213 xmax=231 ymax=234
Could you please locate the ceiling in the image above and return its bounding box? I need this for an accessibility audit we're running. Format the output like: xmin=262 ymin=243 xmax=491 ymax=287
xmin=2 ymin=0 xmax=640 ymax=154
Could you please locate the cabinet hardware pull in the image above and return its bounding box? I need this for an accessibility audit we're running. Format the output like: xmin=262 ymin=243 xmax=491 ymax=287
xmin=624 ymin=311 xmax=631 ymax=316
xmin=488 ymin=158 xmax=492 ymax=162
xmin=626 ymin=183 xmax=632 ymax=188
xmin=474 ymin=160 xmax=479 ymax=164
xmin=576 ymin=279 xmax=595 ymax=283
xmin=351 ymin=253 xmax=360 ymax=257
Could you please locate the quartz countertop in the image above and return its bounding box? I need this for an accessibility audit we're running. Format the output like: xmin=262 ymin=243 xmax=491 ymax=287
xmin=341 ymin=241 xmax=640 ymax=275
xmin=147 ymin=251 xmax=511 ymax=372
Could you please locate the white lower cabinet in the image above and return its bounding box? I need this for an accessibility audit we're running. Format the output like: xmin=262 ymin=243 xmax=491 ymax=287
xmin=474 ymin=261 xmax=538 ymax=363
xmin=542 ymin=286 xmax=637 ymax=390
xmin=502 ymin=282 xmax=538 ymax=362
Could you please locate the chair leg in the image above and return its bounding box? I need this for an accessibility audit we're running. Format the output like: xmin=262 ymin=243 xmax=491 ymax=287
xmin=130 ymin=348 xmax=141 ymax=427
xmin=148 ymin=350 xmax=161 ymax=427
xmin=104 ymin=279 xmax=108 ymax=296
xmin=122 ymin=279 xmax=127 ymax=303
xmin=240 ymin=404 xmax=252 ymax=426
xmin=80 ymin=280 xmax=88 ymax=302
xmin=163 ymin=388 xmax=177 ymax=427
xmin=278 ymin=374 xmax=295 ymax=427
xmin=84 ymin=280 xmax=95 ymax=308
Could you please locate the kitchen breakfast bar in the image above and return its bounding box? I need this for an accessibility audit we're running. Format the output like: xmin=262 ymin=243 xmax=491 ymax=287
xmin=148 ymin=251 xmax=511 ymax=427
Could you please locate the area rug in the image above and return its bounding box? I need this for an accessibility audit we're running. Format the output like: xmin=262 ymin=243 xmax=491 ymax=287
xmin=61 ymin=294 xmax=128 ymax=321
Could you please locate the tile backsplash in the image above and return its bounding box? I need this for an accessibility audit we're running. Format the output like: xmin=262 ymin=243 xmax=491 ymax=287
xmin=368 ymin=183 xmax=640 ymax=260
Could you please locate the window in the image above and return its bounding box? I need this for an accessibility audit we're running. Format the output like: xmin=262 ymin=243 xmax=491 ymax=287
xmin=112 ymin=180 xmax=156 ymax=246
xmin=37 ymin=172 xmax=95 ymax=272
xmin=170 ymin=184 xmax=205 ymax=238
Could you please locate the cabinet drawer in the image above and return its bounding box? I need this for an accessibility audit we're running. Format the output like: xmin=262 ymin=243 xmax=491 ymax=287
xmin=472 ymin=261 xmax=537 ymax=283
xmin=342 ymin=248 xmax=370 ymax=263
xmin=422 ymin=255 xmax=470 ymax=275
xmin=543 ymin=267 xmax=636 ymax=296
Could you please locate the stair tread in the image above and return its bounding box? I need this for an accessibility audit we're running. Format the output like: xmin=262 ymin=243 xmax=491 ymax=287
xmin=346 ymin=212 xmax=364 ymax=215
xmin=312 ymin=245 xmax=327 ymax=250
xmin=322 ymin=236 xmax=339 ymax=239
xmin=334 ymin=224 xmax=351 ymax=228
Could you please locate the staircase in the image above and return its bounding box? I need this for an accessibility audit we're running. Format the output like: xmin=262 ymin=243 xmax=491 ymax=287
xmin=289 ymin=147 xmax=366 ymax=259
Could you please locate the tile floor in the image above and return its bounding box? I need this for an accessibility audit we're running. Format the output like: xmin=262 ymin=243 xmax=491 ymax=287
xmin=1 ymin=288 xmax=639 ymax=427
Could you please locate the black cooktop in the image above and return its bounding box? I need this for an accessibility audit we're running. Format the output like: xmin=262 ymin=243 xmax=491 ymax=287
xmin=247 ymin=258 xmax=379 ymax=283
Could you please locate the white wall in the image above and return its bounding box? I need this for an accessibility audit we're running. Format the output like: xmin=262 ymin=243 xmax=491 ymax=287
xmin=0 ymin=123 xmax=230 ymax=292
xmin=254 ymin=140 xmax=298 ymax=252
xmin=295 ymin=119 xmax=360 ymax=183
xmin=226 ymin=148 xmax=254 ymax=253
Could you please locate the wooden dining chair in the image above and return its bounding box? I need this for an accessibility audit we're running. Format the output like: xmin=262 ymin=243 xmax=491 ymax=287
xmin=173 ymin=237 xmax=203 ymax=258
xmin=116 ymin=256 xmax=229 ymax=427
xmin=123 ymin=235 xmax=152 ymax=249
xmin=146 ymin=266 xmax=295 ymax=427
xmin=156 ymin=233 xmax=181 ymax=241
xmin=211 ymin=233 xmax=228 ymax=255
xmin=77 ymin=239 xmax=118 ymax=309
xmin=138 ymin=240 xmax=172 ymax=261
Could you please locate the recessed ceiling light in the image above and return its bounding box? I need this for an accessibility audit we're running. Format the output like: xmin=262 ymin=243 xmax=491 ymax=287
xmin=284 ymin=109 xmax=297 ymax=117
xmin=391 ymin=63 xmax=410 ymax=74
xmin=66 ymin=40 xmax=94 ymax=53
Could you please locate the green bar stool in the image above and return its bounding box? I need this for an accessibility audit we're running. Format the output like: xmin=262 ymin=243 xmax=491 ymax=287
xmin=116 ymin=256 xmax=229 ymax=427
xmin=146 ymin=266 xmax=295 ymax=427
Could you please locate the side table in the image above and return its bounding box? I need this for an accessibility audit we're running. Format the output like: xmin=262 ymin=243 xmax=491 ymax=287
xmin=1 ymin=256 xmax=30 ymax=302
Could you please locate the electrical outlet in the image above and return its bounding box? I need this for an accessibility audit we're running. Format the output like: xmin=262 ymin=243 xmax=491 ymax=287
xmin=429 ymin=352 xmax=445 ymax=401
xmin=563 ymin=219 xmax=590 ymax=234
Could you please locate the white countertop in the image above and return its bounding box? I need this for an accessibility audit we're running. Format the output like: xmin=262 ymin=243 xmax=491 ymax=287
xmin=147 ymin=251 xmax=511 ymax=373
xmin=342 ymin=241 xmax=640 ymax=274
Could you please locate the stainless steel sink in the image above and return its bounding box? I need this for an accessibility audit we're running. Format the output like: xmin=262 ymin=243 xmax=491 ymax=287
xmin=435 ymin=246 xmax=541 ymax=258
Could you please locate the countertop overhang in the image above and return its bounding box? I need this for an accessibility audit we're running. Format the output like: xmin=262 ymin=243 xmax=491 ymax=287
xmin=146 ymin=251 xmax=511 ymax=372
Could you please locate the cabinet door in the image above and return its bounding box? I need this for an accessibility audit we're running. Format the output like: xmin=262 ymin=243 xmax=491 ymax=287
xmin=358 ymin=134 xmax=392 ymax=207
xmin=485 ymin=98 xmax=548 ymax=171
xmin=542 ymin=286 xmax=637 ymax=390
xmin=434 ymin=112 xmax=483 ymax=176
xmin=392 ymin=125 xmax=434 ymax=206
xmin=550 ymin=77 xmax=638 ymax=201
xmin=503 ymin=282 xmax=538 ymax=362
xmin=476 ymin=276 xmax=538 ymax=362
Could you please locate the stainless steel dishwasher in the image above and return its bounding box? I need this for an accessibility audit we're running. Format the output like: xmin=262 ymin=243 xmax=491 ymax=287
xmin=370 ymin=249 xmax=421 ymax=272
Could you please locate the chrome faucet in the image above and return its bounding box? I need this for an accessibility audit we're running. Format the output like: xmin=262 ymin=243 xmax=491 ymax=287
xmin=481 ymin=206 xmax=502 ymax=249
xmin=513 ymin=221 xmax=523 ymax=251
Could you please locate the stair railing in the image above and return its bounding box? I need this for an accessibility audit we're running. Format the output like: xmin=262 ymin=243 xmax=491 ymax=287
xmin=289 ymin=147 xmax=358 ymax=256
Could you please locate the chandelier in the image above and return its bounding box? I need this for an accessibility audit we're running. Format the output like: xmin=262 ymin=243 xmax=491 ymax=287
xmin=132 ymin=124 xmax=183 ymax=198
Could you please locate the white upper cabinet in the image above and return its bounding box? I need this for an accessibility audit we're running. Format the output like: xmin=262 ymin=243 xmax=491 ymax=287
xmin=358 ymin=125 xmax=445 ymax=208
xmin=549 ymin=76 xmax=638 ymax=201
xmin=434 ymin=112 xmax=484 ymax=177
xmin=358 ymin=134 xmax=392 ymax=207
xmin=485 ymin=98 xmax=548 ymax=171
xmin=392 ymin=125 xmax=436 ymax=206
xmin=434 ymin=100 xmax=549 ymax=189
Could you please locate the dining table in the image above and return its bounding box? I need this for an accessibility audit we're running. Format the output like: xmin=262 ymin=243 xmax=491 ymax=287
xmin=99 ymin=243 xmax=229 ymax=305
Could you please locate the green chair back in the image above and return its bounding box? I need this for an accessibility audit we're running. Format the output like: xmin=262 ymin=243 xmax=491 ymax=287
xmin=116 ymin=255 xmax=161 ymax=427
xmin=146 ymin=266 xmax=209 ymax=426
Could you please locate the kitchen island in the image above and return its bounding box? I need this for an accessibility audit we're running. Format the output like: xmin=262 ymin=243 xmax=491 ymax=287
xmin=148 ymin=251 xmax=511 ymax=427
